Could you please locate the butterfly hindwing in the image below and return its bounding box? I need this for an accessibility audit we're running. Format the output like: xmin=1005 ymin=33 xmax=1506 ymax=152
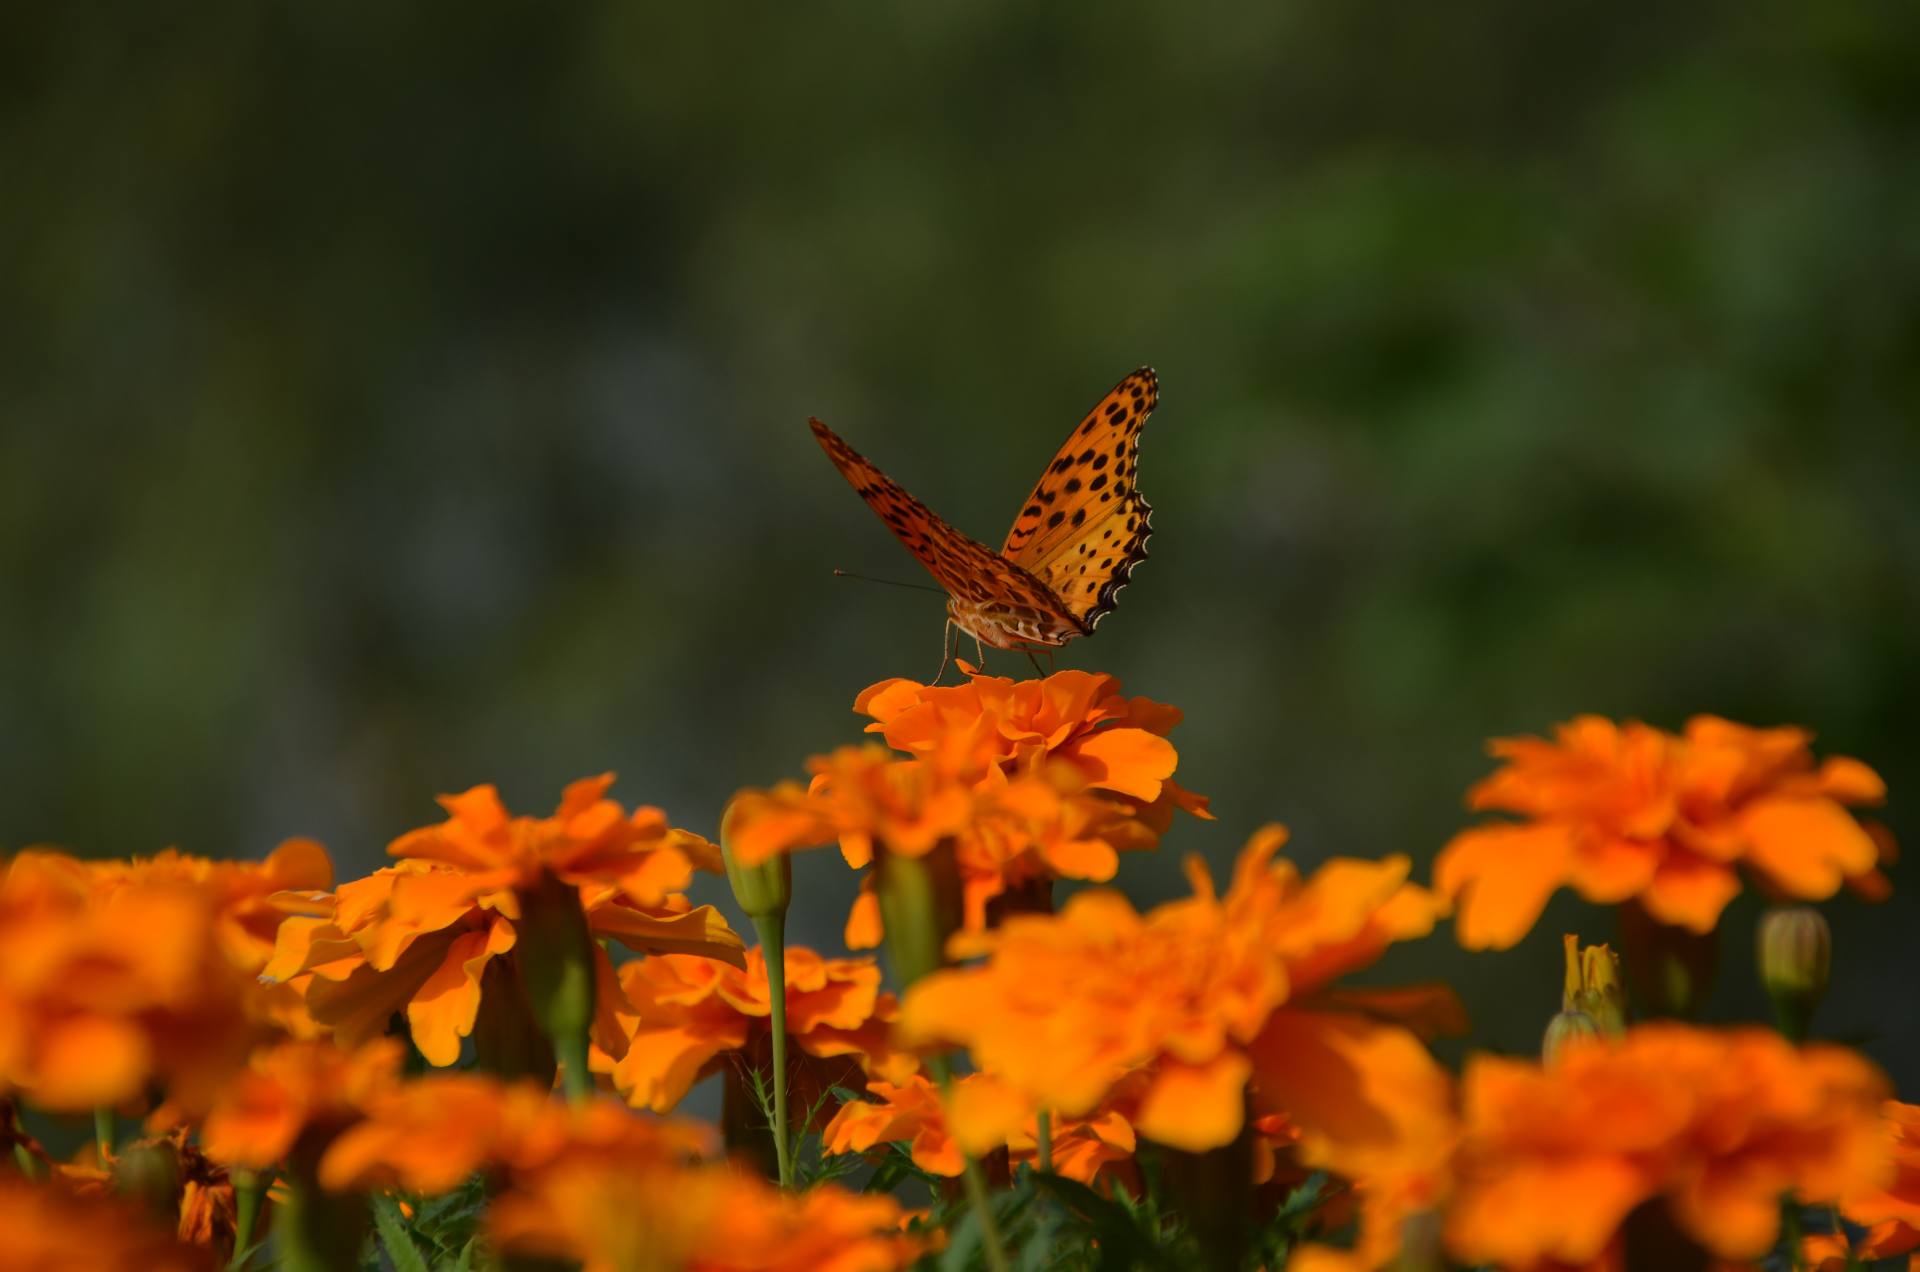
xmin=1000 ymin=367 xmax=1157 ymax=629
xmin=809 ymin=418 xmax=1075 ymax=622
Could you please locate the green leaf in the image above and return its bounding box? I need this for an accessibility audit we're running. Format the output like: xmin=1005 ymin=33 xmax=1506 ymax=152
xmin=371 ymin=1193 xmax=433 ymax=1272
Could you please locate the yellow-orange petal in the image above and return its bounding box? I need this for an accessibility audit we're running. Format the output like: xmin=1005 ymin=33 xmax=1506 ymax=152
xmin=1637 ymin=853 xmax=1742 ymax=933
xmin=1133 ymin=1053 xmax=1252 ymax=1152
xmin=1736 ymin=796 xmax=1880 ymax=899
xmin=407 ymin=916 xmax=516 ymax=1067
xmin=1436 ymin=823 xmax=1575 ymax=950
xmin=1068 ymin=728 xmax=1175 ymax=802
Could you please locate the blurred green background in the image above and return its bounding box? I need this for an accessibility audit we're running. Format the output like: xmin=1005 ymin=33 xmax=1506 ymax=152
xmin=5 ymin=3 xmax=1916 ymax=1090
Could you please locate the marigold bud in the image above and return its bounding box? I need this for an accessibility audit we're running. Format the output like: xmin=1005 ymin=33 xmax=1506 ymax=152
xmin=1561 ymin=934 xmax=1627 ymax=1035
xmin=1542 ymin=1009 xmax=1603 ymax=1064
xmin=722 ymin=798 xmax=792 ymax=921
xmin=1758 ymin=905 xmax=1830 ymax=1043
xmin=111 ymin=1138 xmax=182 ymax=1222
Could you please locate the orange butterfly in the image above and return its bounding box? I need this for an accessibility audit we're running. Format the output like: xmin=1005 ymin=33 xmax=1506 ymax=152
xmin=811 ymin=368 xmax=1157 ymax=669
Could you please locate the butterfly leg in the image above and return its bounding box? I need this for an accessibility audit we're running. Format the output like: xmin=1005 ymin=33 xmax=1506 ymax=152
xmin=972 ymin=630 xmax=989 ymax=673
xmin=930 ymin=620 xmax=956 ymax=686
xmin=1023 ymin=649 xmax=1047 ymax=678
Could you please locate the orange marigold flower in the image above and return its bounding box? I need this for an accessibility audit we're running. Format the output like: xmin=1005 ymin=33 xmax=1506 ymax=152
xmin=900 ymin=826 xmax=1455 ymax=1264
xmin=317 ymin=1072 xmax=712 ymax=1195
xmin=729 ymin=746 xmax=1167 ymax=948
xmin=600 ymin=944 xmax=916 ymax=1115
xmin=0 ymin=1173 xmax=213 ymax=1271
xmin=0 ymin=856 xmax=257 ymax=1114
xmin=263 ymin=776 xmax=744 ymax=1067
xmin=854 ymin=666 xmax=1213 ymax=822
xmin=1446 ymin=1024 xmax=1892 ymax=1266
xmin=488 ymin=1155 xmax=926 ymax=1272
xmin=1436 ymin=715 xmax=1891 ymax=949
xmin=198 ymin=1039 xmax=406 ymax=1170
xmin=1805 ymin=1099 xmax=1920 ymax=1269
xmin=822 ymin=1072 xmax=1137 ymax=1187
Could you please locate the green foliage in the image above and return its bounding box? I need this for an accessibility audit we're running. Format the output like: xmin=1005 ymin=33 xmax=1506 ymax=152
xmin=360 ymin=1179 xmax=489 ymax=1272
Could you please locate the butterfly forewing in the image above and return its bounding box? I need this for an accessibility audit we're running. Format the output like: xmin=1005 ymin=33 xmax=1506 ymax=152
xmin=1000 ymin=367 xmax=1157 ymax=628
xmin=808 ymin=418 xmax=1075 ymax=624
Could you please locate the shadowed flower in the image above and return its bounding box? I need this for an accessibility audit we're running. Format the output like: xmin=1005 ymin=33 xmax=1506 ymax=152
xmin=198 ymin=1039 xmax=407 ymax=1170
xmin=822 ymin=1072 xmax=1138 ymax=1188
xmin=599 ymin=944 xmax=917 ymax=1115
xmin=0 ymin=1173 xmax=213 ymax=1271
xmin=1436 ymin=715 xmax=1892 ymax=949
xmin=316 ymin=1072 xmax=713 ymax=1195
xmin=60 ymin=1127 xmax=243 ymax=1263
xmin=1804 ymin=1099 xmax=1920 ymax=1270
xmin=728 ymin=746 xmax=1166 ymax=948
xmin=0 ymin=855 xmax=258 ymax=1113
xmin=900 ymin=826 xmax=1456 ymax=1264
xmin=487 ymin=1154 xmax=927 ymax=1272
xmin=1446 ymin=1024 xmax=1891 ymax=1267
xmin=263 ymin=776 xmax=744 ymax=1067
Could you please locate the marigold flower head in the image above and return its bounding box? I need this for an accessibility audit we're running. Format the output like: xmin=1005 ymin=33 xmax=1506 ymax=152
xmin=822 ymin=1072 xmax=1138 ymax=1187
xmin=317 ymin=1072 xmax=713 ymax=1195
xmin=854 ymin=666 xmax=1212 ymax=820
xmin=1446 ymin=1023 xmax=1892 ymax=1266
xmin=487 ymin=1154 xmax=927 ymax=1272
xmin=729 ymin=746 xmax=1171 ymax=949
xmin=0 ymin=1173 xmax=213 ymax=1271
xmin=1805 ymin=1099 xmax=1920 ymax=1269
xmin=600 ymin=944 xmax=917 ymax=1115
xmin=1436 ymin=715 xmax=1892 ymax=949
xmin=0 ymin=855 xmax=258 ymax=1113
xmin=263 ymin=777 xmax=744 ymax=1067
xmin=198 ymin=1038 xmax=406 ymax=1169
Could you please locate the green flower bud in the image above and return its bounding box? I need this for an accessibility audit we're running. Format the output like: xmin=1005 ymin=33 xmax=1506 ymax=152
xmin=1758 ymin=905 xmax=1830 ymax=1043
xmin=1542 ymin=1009 xmax=1603 ymax=1065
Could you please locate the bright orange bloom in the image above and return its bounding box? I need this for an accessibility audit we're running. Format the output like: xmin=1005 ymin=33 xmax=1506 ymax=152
xmin=263 ymin=776 xmax=744 ymax=1067
xmin=1436 ymin=716 xmax=1891 ymax=948
xmin=729 ymin=746 xmax=1166 ymax=948
xmin=317 ymin=1072 xmax=712 ymax=1195
xmin=821 ymin=1072 xmax=1138 ymax=1187
xmin=0 ymin=1173 xmax=213 ymax=1271
xmin=487 ymin=1154 xmax=926 ymax=1272
xmin=0 ymin=854 xmax=258 ymax=1113
xmin=198 ymin=1039 xmax=406 ymax=1169
xmin=854 ymin=666 xmax=1212 ymax=823
xmin=1446 ymin=1024 xmax=1891 ymax=1266
xmin=901 ymin=827 xmax=1455 ymax=1263
xmin=600 ymin=944 xmax=916 ymax=1114
xmin=1805 ymin=1100 xmax=1920 ymax=1269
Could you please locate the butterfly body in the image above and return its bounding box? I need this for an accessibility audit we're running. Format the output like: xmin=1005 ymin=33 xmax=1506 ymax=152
xmin=811 ymin=368 xmax=1158 ymax=654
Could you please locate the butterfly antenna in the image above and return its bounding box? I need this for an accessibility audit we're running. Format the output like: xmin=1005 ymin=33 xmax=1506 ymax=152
xmin=832 ymin=569 xmax=947 ymax=596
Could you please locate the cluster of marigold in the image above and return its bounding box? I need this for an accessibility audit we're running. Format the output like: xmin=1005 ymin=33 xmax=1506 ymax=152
xmin=0 ymin=664 xmax=1912 ymax=1271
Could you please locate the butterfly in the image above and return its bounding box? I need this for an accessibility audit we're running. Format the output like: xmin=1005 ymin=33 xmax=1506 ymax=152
xmin=810 ymin=367 xmax=1157 ymax=669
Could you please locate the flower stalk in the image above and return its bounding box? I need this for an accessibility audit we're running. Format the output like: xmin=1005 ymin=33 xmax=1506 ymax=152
xmin=725 ymin=799 xmax=797 ymax=1188
xmin=93 ymin=1106 xmax=114 ymax=1160
xmin=226 ymin=1168 xmax=267 ymax=1272
xmin=516 ymin=868 xmax=598 ymax=1105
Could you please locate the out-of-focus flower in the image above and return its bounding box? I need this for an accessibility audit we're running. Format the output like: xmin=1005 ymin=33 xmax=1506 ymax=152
xmin=1804 ymin=1100 xmax=1920 ymax=1270
xmin=316 ymin=1072 xmax=712 ymax=1195
xmin=854 ymin=666 xmax=1212 ymax=822
xmin=0 ymin=855 xmax=258 ymax=1113
xmin=902 ymin=826 xmax=1456 ymax=1265
xmin=198 ymin=1039 xmax=406 ymax=1170
xmin=263 ymin=776 xmax=744 ymax=1067
xmin=1436 ymin=716 xmax=1892 ymax=949
xmin=488 ymin=1154 xmax=926 ymax=1272
xmin=0 ymin=1173 xmax=213 ymax=1271
xmin=822 ymin=1072 xmax=1138 ymax=1188
xmin=58 ymin=1127 xmax=241 ymax=1262
xmin=600 ymin=944 xmax=916 ymax=1115
xmin=1446 ymin=1023 xmax=1891 ymax=1266
xmin=728 ymin=746 xmax=1168 ymax=949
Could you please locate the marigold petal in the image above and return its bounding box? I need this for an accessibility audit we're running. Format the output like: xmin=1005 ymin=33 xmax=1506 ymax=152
xmin=1134 ymin=1053 xmax=1252 ymax=1152
xmin=1637 ymin=853 xmax=1741 ymax=932
xmin=587 ymin=902 xmax=747 ymax=968
xmin=407 ymin=917 xmax=516 ymax=1067
xmin=1737 ymin=796 xmax=1880 ymax=900
xmin=1436 ymin=823 xmax=1574 ymax=950
xmin=1068 ymin=728 xmax=1175 ymax=802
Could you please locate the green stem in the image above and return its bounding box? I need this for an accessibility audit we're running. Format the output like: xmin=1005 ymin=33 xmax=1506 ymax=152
xmin=555 ymin=1030 xmax=594 ymax=1106
xmin=1035 ymin=1108 xmax=1053 ymax=1175
xmin=226 ymin=1169 xmax=268 ymax=1271
xmin=751 ymin=914 xmax=794 ymax=1190
xmin=1782 ymin=1195 xmax=1804 ymax=1272
xmin=929 ymin=1054 xmax=1011 ymax=1272
xmin=93 ymin=1107 xmax=115 ymax=1159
